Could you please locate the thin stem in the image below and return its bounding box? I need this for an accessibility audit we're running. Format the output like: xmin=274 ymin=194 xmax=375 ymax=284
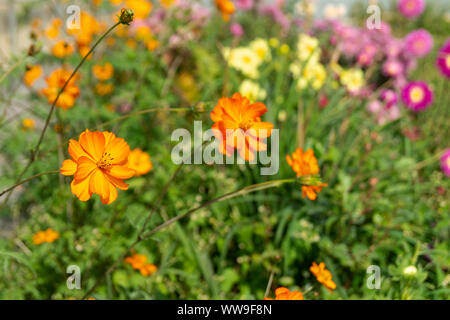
xmin=2 ymin=21 xmax=121 ymax=205
xmin=264 ymin=270 xmax=275 ymax=298
xmin=0 ymin=171 xmax=59 ymax=197
xmin=0 ymin=54 xmax=27 ymax=84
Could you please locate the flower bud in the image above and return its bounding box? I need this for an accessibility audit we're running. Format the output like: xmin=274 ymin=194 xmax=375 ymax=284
xmin=119 ymin=9 xmax=134 ymax=25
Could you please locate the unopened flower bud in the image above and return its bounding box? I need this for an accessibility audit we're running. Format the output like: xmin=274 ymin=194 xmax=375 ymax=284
xmin=119 ymin=9 xmax=134 ymax=25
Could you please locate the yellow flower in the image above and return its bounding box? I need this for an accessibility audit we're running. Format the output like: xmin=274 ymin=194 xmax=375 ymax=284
xmin=223 ymin=47 xmax=262 ymax=79
xmin=291 ymin=61 xmax=326 ymax=90
xmin=239 ymin=80 xmax=267 ymax=102
xmin=45 ymin=18 xmax=62 ymax=39
xmin=52 ymin=41 xmax=74 ymax=58
xmin=310 ymin=261 xmax=336 ymax=291
xmin=340 ymin=68 xmax=364 ymax=93
xmin=269 ymin=38 xmax=280 ymax=48
xmin=22 ymin=118 xmax=36 ymax=131
xmin=125 ymin=0 xmax=153 ymax=19
xmin=23 ymin=65 xmax=42 ymax=86
xmin=128 ymin=148 xmax=152 ymax=176
xmin=33 ymin=228 xmax=59 ymax=245
xmin=95 ymin=82 xmax=114 ymax=96
xmin=279 ymin=44 xmax=290 ymax=55
xmin=296 ymin=33 xmax=320 ymax=62
xmin=92 ymin=63 xmax=114 ymax=81
xmin=250 ymin=38 xmax=271 ymax=61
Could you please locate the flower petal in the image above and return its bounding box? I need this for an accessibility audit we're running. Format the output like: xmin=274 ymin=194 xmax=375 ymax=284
xmin=75 ymin=156 xmax=97 ymax=181
xmin=106 ymin=165 xmax=135 ymax=180
xmin=89 ymin=169 xmax=111 ymax=204
xmin=69 ymin=139 xmax=90 ymax=162
xmin=71 ymin=176 xmax=92 ymax=201
xmin=60 ymin=159 xmax=77 ymax=176
xmin=104 ymin=137 xmax=130 ymax=165
xmin=79 ymin=130 xmax=105 ymax=161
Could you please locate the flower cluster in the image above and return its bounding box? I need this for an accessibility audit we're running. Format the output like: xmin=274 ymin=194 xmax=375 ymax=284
xmin=310 ymin=261 xmax=336 ymax=291
xmin=265 ymin=287 xmax=304 ymax=300
xmin=124 ymin=253 xmax=158 ymax=276
xmin=32 ymin=228 xmax=59 ymax=245
xmin=41 ymin=68 xmax=80 ymax=110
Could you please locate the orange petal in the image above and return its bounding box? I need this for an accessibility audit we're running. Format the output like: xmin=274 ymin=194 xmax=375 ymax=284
xmin=71 ymin=176 xmax=92 ymax=201
xmin=104 ymin=173 xmax=129 ymax=191
xmin=106 ymin=165 xmax=135 ymax=179
xmin=60 ymin=159 xmax=77 ymax=176
xmin=75 ymin=156 xmax=97 ymax=181
xmin=243 ymin=102 xmax=267 ymax=119
xmin=79 ymin=130 xmax=105 ymax=161
xmin=105 ymin=137 xmax=130 ymax=165
xmin=89 ymin=169 xmax=111 ymax=204
xmin=69 ymin=139 xmax=90 ymax=161
xmin=249 ymin=122 xmax=273 ymax=138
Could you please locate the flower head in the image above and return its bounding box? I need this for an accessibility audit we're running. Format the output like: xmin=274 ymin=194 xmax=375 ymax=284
xmin=32 ymin=228 xmax=59 ymax=245
xmin=286 ymin=148 xmax=327 ymax=200
xmin=125 ymin=0 xmax=152 ymax=19
xmin=52 ymin=41 xmax=74 ymax=58
xmin=210 ymin=93 xmax=273 ymax=161
xmin=22 ymin=118 xmax=36 ymax=131
xmin=223 ymin=47 xmax=262 ymax=79
xmin=41 ymin=68 xmax=80 ymax=110
xmin=124 ymin=253 xmax=157 ymax=276
xmin=436 ymin=39 xmax=450 ymax=78
xmin=398 ymin=0 xmax=425 ymax=19
xmin=230 ymin=23 xmax=244 ymax=37
xmin=264 ymin=287 xmax=304 ymax=300
xmin=440 ymin=149 xmax=450 ymax=177
xmin=23 ymin=65 xmax=42 ymax=86
xmin=215 ymin=0 xmax=235 ymax=21
xmin=401 ymin=81 xmax=433 ymax=111
xmin=92 ymin=63 xmax=114 ymax=81
xmin=60 ymin=129 xmax=135 ymax=204
xmin=128 ymin=148 xmax=152 ymax=176
xmin=310 ymin=261 xmax=336 ymax=291
xmin=404 ymin=29 xmax=433 ymax=58
xmin=95 ymin=82 xmax=114 ymax=96
xmin=382 ymin=59 xmax=404 ymax=78
xmin=239 ymin=80 xmax=266 ymax=102
xmin=340 ymin=68 xmax=364 ymax=93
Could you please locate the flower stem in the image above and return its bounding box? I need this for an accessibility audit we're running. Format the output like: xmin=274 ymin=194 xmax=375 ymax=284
xmin=0 ymin=171 xmax=59 ymax=197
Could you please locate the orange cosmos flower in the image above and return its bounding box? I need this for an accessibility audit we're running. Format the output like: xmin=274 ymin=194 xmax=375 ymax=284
xmin=52 ymin=41 xmax=74 ymax=58
xmin=41 ymin=68 xmax=80 ymax=110
xmin=265 ymin=287 xmax=304 ymax=300
xmin=60 ymin=129 xmax=135 ymax=204
xmin=22 ymin=118 xmax=36 ymax=131
xmin=210 ymin=93 xmax=273 ymax=161
xmin=92 ymin=63 xmax=114 ymax=81
xmin=215 ymin=0 xmax=235 ymax=21
xmin=128 ymin=148 xmax=152 ymax=176
xmin=160 ymin=0 xmax=175 ymax=8
xmin=146 ymin=38 xmax=159 ymax=51
xmin=45 ymin=18 xmax=62 ymax=39
xmin=23 ymin=65 xmax=42 ymax=86
xmin=126 ymin=0 xmax=153 ymax=19
xmin=310 ymin=262 xmax=336 ymax=291
xmin=124 ymin=253 xmax=158 ymax=276
xmin=95 ymin=82 xmax=114 ymax=96
xmin=286 ymin=148 xmax=327 ymax=200
xmin=32 ymin=228 xmax=59 ymax=245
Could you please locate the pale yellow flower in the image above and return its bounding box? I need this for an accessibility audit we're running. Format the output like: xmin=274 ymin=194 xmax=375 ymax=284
xmin=340 ymin=68 xmax=364 ymax=92
xmin=239 ymin=80 xmax=267 ymax=102
xmin=223 ymin=47 xmax=262 ymax=79
xmin=297 ymin=33 xmax=320 ymax=63
xmin=250 ymin=38 xmax=271 ymax=61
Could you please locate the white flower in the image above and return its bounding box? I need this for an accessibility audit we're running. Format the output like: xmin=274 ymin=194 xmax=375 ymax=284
xmin=403 ymin=265 xmax=417 ymax=276
xmin=239 ymin=80 xmax=267 ymax=102
xmin=250 ymin=38 xmax=271 ymax=61
xmin=323 ymin=4 xmax=347 ymax=20
xmin=223 ymin=47 xmax=262 ymax=79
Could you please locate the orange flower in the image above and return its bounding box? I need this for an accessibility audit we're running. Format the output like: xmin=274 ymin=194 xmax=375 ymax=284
xmin=45 ymin=18 xmax=62 ymax=39
xmin=310 ymin=262 xmax=336 ymax=291
xmin=124 ymin=253 xmax=158 ymax=276
xmin=23 ymin=65 xmax=42 ymax=86
xmin=286 ymin=148 xmax=327 ymax=200
xmin=32 ymin=228 xmax=59 ymax=245
xmin=60 ymin=129 xmax=135 ymax=204
xmin=92 ymin=63 xmax=114 ymax=81
xmin=128 ymin=148 xmax=152 ymax=176
xmin=265 ymin=287 xmax=304 ymax=300
xmin=210 ymin=93 xmax=273 ymax=161
xmin=146 ymin=38 xmax=159 ymax=51
xmin=22 ymin=118 xmax=36 ymax=131
xmin=215 ymin=0 xmax=235 ymax=21
xmin=52 ymin=41 xmax=74 ymax=58
xmin=41 ymin=68 xmax=80 ymax=110
xmin=95 ymin=82 xmax=114 ymax=96
xmin=160 ymin=0 xmax=175 ymax=8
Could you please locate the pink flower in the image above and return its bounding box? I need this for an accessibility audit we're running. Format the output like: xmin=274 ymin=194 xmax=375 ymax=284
xmin=436 ymin=39 xmax=450 ymax=78
xmin=236 ymin=0 xmax=253 ymax=10
xmin=404 ymin=29 xmax=433 ymax=58
xmin=401 ymin=81 xmax=433 ymax=111
xmin=382 ymin=60 xmax=404 ymax=77
xmin=441 ymin=149 xmax=450 ymax=177
xmin=230 ymin=23 xmax=244 ymax=37
xmin=398 ymin=0 xmax=425 ymax=19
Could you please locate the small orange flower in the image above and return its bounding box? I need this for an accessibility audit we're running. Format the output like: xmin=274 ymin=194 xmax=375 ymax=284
xmin=128 ymin=148 xmax=152 ymax=176
xmin=45 ymin=18 xmax=62 ymax=39
xmin=23 ymin=65 xmax=42 ymax=86
xmin=211 ymin=93 xmax=273 ymax=161
xmin=124 ymin=253 xmax=158 ymax=277
xmin=310 ymin=262 xmax=336 ymax=291
xmin=146 ymin=38 xmax=159 ymax=51
xmin=95 ymin=82 xmax=114 ymax=96
xmin=215 ymin=0 xmax=235 ymax=21
xmin=265 ymin=287 xmax=304 ymax=300
xmin=22 ymin=118 xmax=36 ymax=131
xmin=32 ymin=228 xmax=59 ymax=245
xmin=41 ymin=68 xmax=80 ymax=110
xmin=160 ymin=0 xmax=175 ymax=8
xmin=286 ymin=148 xmax=327 ymax=200
xmin=52 ymin=41 xmax=74 ymax=58
xmin=60 ymin=129 xmax=135 ymax=204
xmin=125 ymin=0 xmax=153 ymax=19
xmin=92 ymin=63 xmax=114 ymax=81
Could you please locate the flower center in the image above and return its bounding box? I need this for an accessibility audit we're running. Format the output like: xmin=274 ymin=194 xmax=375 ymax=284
xmin=446 ymin=54 xmax=450 ymax=69
xmin=238 ymin=119 xmax=254 ymax=131
xmin=243 ymin=56 xmax=251 ymax=64
xmin=446 ymin=157 xmax=450 ymax=168
xmin=410 ymin=87 xmax=424 ymax=103
xmin=97 ymin=152 xmax=114 ymax=169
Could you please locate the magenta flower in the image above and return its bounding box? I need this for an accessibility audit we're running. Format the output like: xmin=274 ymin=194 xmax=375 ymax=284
xmin=441 ymin=149 xmax=450 ymax=177
xmin=404 ymin=29 xmax=433 ymax=58
xmin=398 ymin=0 xmax=425 ymax=19
xmin=436 ymin=39 xmax=450 ymax=78
xmin=401 ymin=81 xmax=433 ymax=111
xmin=236 ymin=0 xmax=254 ymax=10
xmin=230 ymin=23 xmax=244 ymax=37
xmin=382 ymin=60 xmax=404 ymax=77
xmin=380 ymin=89 xmax=398 ymax=107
